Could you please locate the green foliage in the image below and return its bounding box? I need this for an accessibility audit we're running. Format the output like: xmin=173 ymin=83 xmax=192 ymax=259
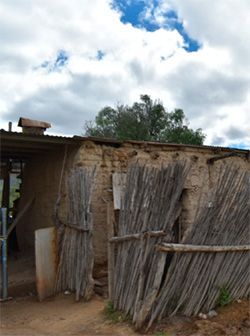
xmin=217 ymin=286 xmax=232 ymax=307
xmin=84 ymin=94 xmax=206 ymax=145
xmin=0 ymin=175 xmax=20 ymax=209
xmin=104 ymin=301 xmax=131 ymax=324
xmin=154 ymin=331 xmax=173 ymax=336
xmin=154 ymin=331 xmax=166 ymax=336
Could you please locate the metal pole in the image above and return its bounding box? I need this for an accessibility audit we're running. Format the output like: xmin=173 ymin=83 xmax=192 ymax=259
xmin=1 ymin=207 xmax=8 ymax=300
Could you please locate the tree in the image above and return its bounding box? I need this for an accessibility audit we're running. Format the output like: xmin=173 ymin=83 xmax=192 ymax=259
xmin=84 ymin=95 xmax=205 ymax=145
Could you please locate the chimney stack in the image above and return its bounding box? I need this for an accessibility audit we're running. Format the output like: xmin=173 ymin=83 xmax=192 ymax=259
xmin=18 ymin=117 xmax=51 ymax=135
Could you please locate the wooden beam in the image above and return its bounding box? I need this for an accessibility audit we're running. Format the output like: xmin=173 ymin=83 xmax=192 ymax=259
xmin=109 ymin=230 xmax=167 ymax=243
xmin=7 ymin=197 xmax=35 ymax=236
xmin=207 ymin=153 xmax=243 ymax=164
xmin=62 ymin=223 xmax=89 ymax=232
xmin=157 ymin=243 xmax=250 ymax=253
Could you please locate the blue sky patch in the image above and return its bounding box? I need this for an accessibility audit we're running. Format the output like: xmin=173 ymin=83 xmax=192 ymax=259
xmin=111 ymin=0 xmax=200 ymax=52
xmin=96 ymin=50 xmax=105 ymax=60
xmin=228 ymin=143 xmax=250 ymax=150
xmin=55 ymin=50 xmax=68 ymax=68
xmin=40 ymin=50 xmax=69 ymax=72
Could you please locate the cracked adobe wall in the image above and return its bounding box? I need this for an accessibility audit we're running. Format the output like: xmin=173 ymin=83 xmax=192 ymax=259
xmin=73 ymin=141 xmax=249 ymax=268
xmin=17 ymin=140 xmax=249 ymax=269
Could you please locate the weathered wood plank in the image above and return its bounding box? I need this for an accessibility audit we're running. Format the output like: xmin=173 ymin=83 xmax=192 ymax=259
xmin=112 ymin=173 xmax=127 ymax=210
xmin=157 ymin=243 xmax=250 ymax=253
xmin=7 ymin=197 xmax=35 ymax=236
xmin=109 ymin=231 xmax=167 ymax=243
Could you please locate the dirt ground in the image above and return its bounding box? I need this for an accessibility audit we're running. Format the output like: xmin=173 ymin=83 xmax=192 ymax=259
xmin=1 ymin=294 xmax=136 ymax=336
xmin=1 ymin=293 xmax=249 ymax=336
xmin=1 ymin=255 xmax=249 ymax=336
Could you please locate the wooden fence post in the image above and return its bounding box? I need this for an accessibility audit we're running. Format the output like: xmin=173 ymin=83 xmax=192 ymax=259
xmin=107 ymin=202 xmax=115 ymax=301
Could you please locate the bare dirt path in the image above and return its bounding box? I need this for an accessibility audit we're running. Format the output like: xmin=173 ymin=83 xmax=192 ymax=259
xmin=1 ymin=294 xmax=136 ymax=336
xmin=1 ymin=293 xmax=249 ymax=336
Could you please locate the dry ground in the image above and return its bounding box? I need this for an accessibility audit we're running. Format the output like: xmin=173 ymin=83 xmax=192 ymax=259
xmin=1 ymin=293 xmax=249 ymax=336
xmin=1 ymin=294 xmax=136 ymax=336
xmin=1 ymin=255 xmax=249 ymax=335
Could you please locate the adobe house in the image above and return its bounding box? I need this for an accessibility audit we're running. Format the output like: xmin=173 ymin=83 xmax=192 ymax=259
xmin=1 ymin=119 xmax=249 ymax=288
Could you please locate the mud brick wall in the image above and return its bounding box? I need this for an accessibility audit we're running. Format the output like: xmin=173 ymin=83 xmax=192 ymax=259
xmin=17 ymin=140 xmax=249 ymax=269
xmin=73 ymin=141 xmax=249 ymax=267
xmin=16 ymin=147 xmax=76 ymax=251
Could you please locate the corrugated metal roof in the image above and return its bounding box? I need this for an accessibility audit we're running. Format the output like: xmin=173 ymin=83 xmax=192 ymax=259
xmin=1 ymin=129 xmax=78 ymax=142
xmin=1 ymin=129 xmax=249 ymax=157
xmin=0 ymin=130 xmax=82 ymax=160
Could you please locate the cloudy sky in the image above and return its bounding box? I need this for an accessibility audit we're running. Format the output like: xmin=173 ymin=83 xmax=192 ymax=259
xmin=0 ymin=0 xmax=249 ymax=148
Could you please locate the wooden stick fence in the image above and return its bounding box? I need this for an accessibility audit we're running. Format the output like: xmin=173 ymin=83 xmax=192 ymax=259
xmin=147 ymin=165 xmax=250 ymax=329
xmin=110 ymin=161 xmax=190 ymax=327
xmin=109 ymin=162 xmax=250 ymax=331
xmin=55 ymin=167 xmax=96 ymax=301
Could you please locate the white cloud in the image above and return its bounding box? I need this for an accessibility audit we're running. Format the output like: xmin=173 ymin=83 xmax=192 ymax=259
xmin=0 ymin=0 xmax=249 ymax=147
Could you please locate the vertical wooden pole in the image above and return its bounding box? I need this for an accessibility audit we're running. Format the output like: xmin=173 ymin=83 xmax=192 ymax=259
xmin=134 ymin=233 xmax=150 ymax=327
xmin=107 ymin=202 xmax=114 ymax=301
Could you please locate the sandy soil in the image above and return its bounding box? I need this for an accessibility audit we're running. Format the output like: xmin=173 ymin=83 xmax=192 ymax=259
xmin=1 ymin=293 xmax=249 ymax=336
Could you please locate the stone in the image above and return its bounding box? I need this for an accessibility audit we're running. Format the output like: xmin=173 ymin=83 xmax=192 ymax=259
xmin=207 ymin=310 xmax=218 ymax=318
xmin=64 ymin=290 xmax=71 ymax=295
xmin=198 ymin=313 xmax=208 ymax=319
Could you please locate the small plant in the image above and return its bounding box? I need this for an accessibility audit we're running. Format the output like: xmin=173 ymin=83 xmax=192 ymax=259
xmin=154 ymin=331 xmax=173 ymax=336
xmin=154 ymin=331 xmax=166 ymax=336
xmin=217 ymin=286 xmax=232 ymax=307
xmin=105 ymin=301 xmax=116 ymax=315
xmin=104 ymin=301 xmax=130 ymax=324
